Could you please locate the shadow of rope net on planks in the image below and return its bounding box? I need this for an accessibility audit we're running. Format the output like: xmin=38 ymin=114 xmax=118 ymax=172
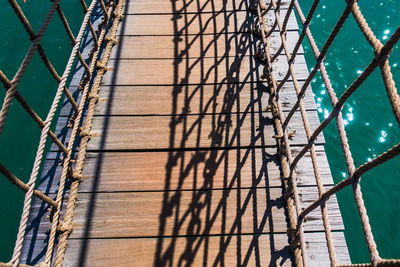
xmin=0 ymin=0 xmax=124 ymax=266
xmin=0 ymin=0 xmax=399 ymax=266
xmin=249 ymin=0 xmax=400 ymax=266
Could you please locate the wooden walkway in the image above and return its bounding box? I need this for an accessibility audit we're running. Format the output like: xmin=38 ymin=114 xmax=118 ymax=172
xmin=21 ymin=0 xmax=350 ymax=265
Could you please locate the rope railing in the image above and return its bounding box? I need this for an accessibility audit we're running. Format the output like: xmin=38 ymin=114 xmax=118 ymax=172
xmin=251 ymin=0 xmax=400 ymax=266
xmin=0 ymin=0 xmax=397 ymax=266
xmin=0 ymin=0 xmax=124 ymax=266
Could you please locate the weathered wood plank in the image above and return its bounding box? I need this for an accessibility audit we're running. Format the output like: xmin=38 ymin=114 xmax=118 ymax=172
xmin=71 ymin=188 xmax=288 ymax=238
xmin=59 ymin=78 xmax=315 ymax=117
xmin=21 ymin=185 xmax=344 ymax=250
xmin=66 ymin=188 xmax=340 ymax=239
xmin=304 ymin=232 xmax=351 ymax=266
xmin=123 ymin=0 xmax=294 ymax=14
xmin=299 ymin=186 xmax=344 ymax=232
xmin=81 ymin=112 xmax=322 ymax=151
xmin=118 ymin=12 xmax=255 ymax=36
xmin=50 ymin=108 xmax=324 ymax=152
xmin=21 ymin=1 xmax=352 ymax=265
xmin=94 ymin=83 xmax=269 ymax=116
xmin=23 ymin=232 xmax=350 ymax=266
xmin=90 ymin=82 xmax=314 ymax=117
xmin=124 ymin=0 xmax=252 ymax=14
xmin=102 ymin=56 xmax=261 ymax=86
xmin=109 ymin=32 xmax=302 ymax=59
xmin=38 ymin=145 xmax=333 ymax=193
xmin=117 ymin=10 xmax=297 ymax=36
xmin=64 ymin=234 xmax=293 ymax=267
xmin=100 ymin=55 xmax=308 ymax=86
xmin=63 ymin=232 xmax=349 ymax=267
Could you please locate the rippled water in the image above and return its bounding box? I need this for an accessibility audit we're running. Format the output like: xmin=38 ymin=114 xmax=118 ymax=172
xmin=297 ymin=0 xmax=400 ymax=263
xmin=0 ymin=0 xmax=85 ymax=261
xmin=0 ymin=0 xmax=399 ymax=263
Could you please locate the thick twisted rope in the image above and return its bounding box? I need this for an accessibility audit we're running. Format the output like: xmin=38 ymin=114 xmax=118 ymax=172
xmin=6 ymin=2 xmax=61 ymax=265
xmin=267 ymin=0 xmax=340 ymax=264
xmin=7 ymin=0 xmax=62 ymax=82
xmin=53 ymin=3 xmax=124 ymax=265
xmin=8 ymin=0 xmax=100 ymax=265
xmin=44 ymin=2 xmax=117 ymax=265
xmin=255 ymin=0 xmax=400 ymax=265
xmin=275 ymin=1 xmax=400 ymax=266
xmin=253 ymin=1 xmax=306 ymax=265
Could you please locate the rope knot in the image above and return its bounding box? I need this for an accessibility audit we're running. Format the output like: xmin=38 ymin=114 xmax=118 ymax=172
xmin=57 ymin=222 xmax=74 ymax=234
xmin=71 ymin=172 xmax=83 ymax=181
xmin=287 ymin=228 xmax=301 ymax=251
xmin=79 ymin=129 xmax=91 ymax=138
xmin=105 ymin=35 xmax=119 ymax=45
xmin=96 ymin=61 xmax=109 ymax=71
xmin=89 ymin=92 xmax=100 ymax=102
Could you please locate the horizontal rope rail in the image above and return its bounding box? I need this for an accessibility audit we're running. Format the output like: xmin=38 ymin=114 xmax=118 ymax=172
xmin=0 ymin=0 xmax=123 ymax=266
xmin=250 ymin=0 xmax=400 ymax=266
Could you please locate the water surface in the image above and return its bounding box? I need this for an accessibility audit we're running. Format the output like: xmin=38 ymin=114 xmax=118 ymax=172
xmin=0 ymin=0 xmax=86 ymax=261
xmin=297 ymin=0 xmax=400 ymax=263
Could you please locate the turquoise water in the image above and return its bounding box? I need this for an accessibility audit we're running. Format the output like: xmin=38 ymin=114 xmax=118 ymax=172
xmin=0 ymin=0 xmax=86 ymax=262
xmin=297 ymin=0 xmax=400 ymax=263
xmin=0 ymin=0 xmax=399 ymax=264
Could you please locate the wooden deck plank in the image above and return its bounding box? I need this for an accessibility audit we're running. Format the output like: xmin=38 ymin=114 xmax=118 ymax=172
xmin=82 ymin=112 xmax=322 ymax=151
xmin=22 ymin=186 xmax=343 ymax=240
xmin=64 ymin=234 xmax=293 ymax=267
xmin=50 ymin=108 xmax=324 ymax=152
xmin=70 ymin=188 xmax=286 ymax=238
xmin=100 ymin=55 xmax=308 ymax=86
xmin=66 ymin=188 xmax=340 ymax=239
xmin=117 ymin=10 xmax=297 ymax=36
xmin=39 ymin=146 xmax=333 ymax=193
xmin=91 ymin=82 xmax=314 ymax=117
xmin=62 ymin=232 xmax=349 ymax=267
xmin=22 ymin=184 xmax=344 ymax=240
xmin=123 ymin=0 xmax=294 ymax=14
xmin=304 ymin=232 xmax=351 ymax=266
xmin=124 ymin=0 xmax=252 ymax=14
xmin=19 ymin=0 xmax=352 ymax=265
xmin=110 ymin=32 xmax=302 ymax=60
xmin=22 ymin=232 xmax=350 ymax=266
xmin=59 ymin=79 xmax=315 ymax=117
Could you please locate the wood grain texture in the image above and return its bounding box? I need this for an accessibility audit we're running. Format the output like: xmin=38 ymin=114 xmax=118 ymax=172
xmin=109 ymin=31 xmax=302 ymax=59
xmin=21 ymin=1 xmax=352 ymax=265
xmin=83 ymin=111 xmax=323 ymax=151
xmin=50 ymin=108 xmax=324 ymax=152
xmin=59 ymin=79 xmax=315 ymax=117
xmin=123 ymin=0 xmax=294 ymax=14
xmin=38 ymin=146 xmax=333 ymax=193
xmin=67 ymin=188 xmax=341 ymax=239
xmin=117 ymin=10 xmax=297 ymax=36
xmin=100 ymin=55 xmax=308 ymax=86
xmin=62 ymin=232 xmax=349 ymax=267
xmin=91 ymin=81 xmax=314 ymax=116
xmin=64 ymin=234 xmax=293 ymax=267
xmin=70 ymin=188 xmax=287 ymax=238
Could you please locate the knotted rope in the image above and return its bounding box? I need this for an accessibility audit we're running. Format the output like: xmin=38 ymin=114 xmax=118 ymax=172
xmin=0 ymin=0 xmax=124 ymax=266
xmin=251 ymin=0 xmax=400 ymax=266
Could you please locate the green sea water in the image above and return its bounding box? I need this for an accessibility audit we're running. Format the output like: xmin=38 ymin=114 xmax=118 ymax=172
xmin=0 ymin=0 xmax=86 ymax=262
xmin=0 ymin=0 xmax=399 ymax=264
xmin=297 ymin=0 xmax=400 ymax=263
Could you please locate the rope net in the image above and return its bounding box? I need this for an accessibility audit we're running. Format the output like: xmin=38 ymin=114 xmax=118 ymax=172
xmin=0 ymin=0 xmax=124 ymax=266
xmin=0 ymin=0 xmax=398 ymax=266
xmin=250 ymin=0 xmax=400 ymax=266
